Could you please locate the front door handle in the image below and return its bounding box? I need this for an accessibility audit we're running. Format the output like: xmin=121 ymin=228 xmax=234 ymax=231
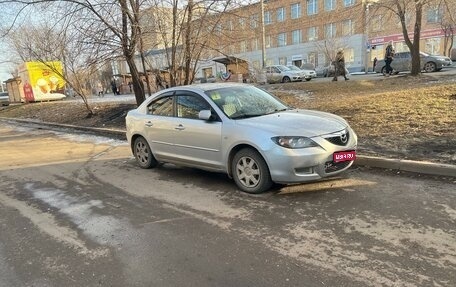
xmin=175 ymin=124 xmax=185 ymax=131
xmin=145 ymin=121 xmax=153 ymax=127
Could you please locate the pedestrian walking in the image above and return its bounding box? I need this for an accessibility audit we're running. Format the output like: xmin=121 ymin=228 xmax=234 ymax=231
xmin=97 ymin=82 xmax=104 ymax=97
xmin=332 ymin=49 xmax=349 ymax=81
xmin=111 ymin=80 xmax=118 ymax=95
xmin=373 ymin=57 xmax=378 ymax=72
xmin=384 ymin=42 xmax=395 ymax=76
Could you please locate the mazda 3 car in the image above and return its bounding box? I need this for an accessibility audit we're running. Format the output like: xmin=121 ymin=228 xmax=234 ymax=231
xmin=126 ymin=83 xmax=357 ymax=193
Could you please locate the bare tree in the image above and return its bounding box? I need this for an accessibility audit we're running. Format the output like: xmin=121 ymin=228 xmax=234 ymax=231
xmin=0 ymin=0 xmax=150 ymax=106
xmin=438 ymin=0 xmax=455 ymax=57
xmin=372 ymin=0 xmax=439 ymax=76
xmin=6 ymin=21 xmax=100 ymax=115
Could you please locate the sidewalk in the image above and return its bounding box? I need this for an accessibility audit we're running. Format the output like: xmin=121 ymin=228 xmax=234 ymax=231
xmin=1 ymin=117 xmax=455 ymax=178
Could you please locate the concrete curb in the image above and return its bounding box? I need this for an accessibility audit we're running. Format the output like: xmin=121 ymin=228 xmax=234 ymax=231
xmin=1 ymin=117 xmax=455 ymax=178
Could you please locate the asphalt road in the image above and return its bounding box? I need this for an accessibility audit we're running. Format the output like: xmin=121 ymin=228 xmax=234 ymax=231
xmin=0 ymin=122 xmax=455 ymax=287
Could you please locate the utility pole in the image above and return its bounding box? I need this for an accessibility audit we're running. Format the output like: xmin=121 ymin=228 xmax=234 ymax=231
xmin=260 ymin=0 xmax=266 ymax=68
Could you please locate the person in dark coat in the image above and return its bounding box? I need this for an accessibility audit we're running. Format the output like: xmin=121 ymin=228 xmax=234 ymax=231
xmin=384 ymin=42 xmax=395 ymax=76
xmin=332 ymin=49 xmax=349 ymax=81
xmin=111 ymin=80 xmax=117 ymax=95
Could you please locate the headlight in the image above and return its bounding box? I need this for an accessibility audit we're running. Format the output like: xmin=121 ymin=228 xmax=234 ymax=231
xmin=271 ymin=136 xmax=319 ymax=149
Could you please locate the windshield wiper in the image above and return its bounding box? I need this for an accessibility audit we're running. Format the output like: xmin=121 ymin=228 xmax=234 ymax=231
xmin=231 ymin=113 xmax=265 ymax=119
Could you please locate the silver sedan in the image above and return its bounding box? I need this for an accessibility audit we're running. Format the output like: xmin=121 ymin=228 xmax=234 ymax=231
xmin=126 ymin=83 xmax=357 ymax=193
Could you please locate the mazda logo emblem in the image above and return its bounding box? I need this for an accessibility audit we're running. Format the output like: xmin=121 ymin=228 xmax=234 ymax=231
xmin=340 ymin=132 xmax=348 ymax=143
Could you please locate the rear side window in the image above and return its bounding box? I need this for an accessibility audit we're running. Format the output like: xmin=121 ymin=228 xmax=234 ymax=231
xmin=147 ymin=96 xmax=173 ymax=116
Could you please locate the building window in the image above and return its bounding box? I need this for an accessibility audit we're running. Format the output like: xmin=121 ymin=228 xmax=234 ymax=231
xmin=240 ymin=41 xmax=247 ymax=53
xmin=325 ymin=23 xmax=336 ymax=38
xmin=342 ymin=19 xmax=353 ymax=36
xmin=265 ymin=35 xmax=271 ymax=48
xmin=239 ymin=17 xmax=246 ymax=28
xmin=252 ymin=38 xmax=259 ymax=51
xmin=250 ymin=14 xmax=258 ymax=28
xmin=277 ymin=7 xmax=285 ymax=22
xmin=427 ymin=6 xmax=442 ymax=23
xmin=344 ymin=48 xmax=354 ymax=63
xmin=202 ymin=67 xmax=213 ymax=78
xmin=264 ymin=11 xmax=272 ymax=25
xmin=308 ymin=52 xmax=318 ymax=67
xmin=371 ymin=15 xmax=383 ymax=32
xmin=307 ymin=0 xmax=318 ymax=16
xmin=325 ymin=0 xmax=336 ymax=11
xmin=344 ymin=0 xmax=355 ymax=7
xmin=308 ymin=26 xmax=318 ymax=41
xmin=291 ymin=3 xmax=301 ymax=19
xmin=278 ymin=33 xmax=287 ymax=47
xmin=292 ymin=29 xmax=302 ymax=45
xmin=425 ymin=38 xmax=441 ymax=54
xmin=279 ymin=57 xmax=287 ymax=65
xmin=227 ymin=20 xmax=233 ymax=31
xmin=215 ymin=23 xmax=222 ymax=34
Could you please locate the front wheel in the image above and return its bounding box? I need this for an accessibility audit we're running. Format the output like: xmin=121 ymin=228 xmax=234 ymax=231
xmin=231 ymin=148 xmax=273 ymax=194
xmin=282 ymin=76 xmax=291 ymax=83
xmin=305 ymin=78 xmax=312 ymax=81
xmin=133 ymin=136 xmax=158 ymax=169
xmin=424 ymin=62 xmax=437 ymax=73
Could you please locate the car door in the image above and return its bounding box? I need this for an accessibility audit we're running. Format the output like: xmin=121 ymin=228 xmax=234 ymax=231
xmin=170 ymin=90 xmax=223 ymax=169
xmin=142 ymin=92 xmax=177 ymax=160
xmin=265 ymin=66 xmax=274 ymax=83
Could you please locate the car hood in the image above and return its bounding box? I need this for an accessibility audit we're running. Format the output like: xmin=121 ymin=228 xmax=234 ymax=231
xmin=235 ymin=109 xmax=348 ymax=137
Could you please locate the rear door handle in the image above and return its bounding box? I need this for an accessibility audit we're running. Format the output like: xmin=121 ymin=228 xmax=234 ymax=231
xmin=175 ymin=124 xmax=185 ymax=131
xmin=145 ymin=121 xmax=153 ymax=127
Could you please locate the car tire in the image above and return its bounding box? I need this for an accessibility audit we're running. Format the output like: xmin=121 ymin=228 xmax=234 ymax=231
xmin=424 ymin=62 xmax=437 ymax=72
xmin=231 ymin=148 xmax=273 ymax=194
xmin=133 ymin=136 xmax=158 ymax=169
xmin=282 ymin=76 xmax=291 ymax=83
xmin=381 ymin=66 xmax=386 ymax=75
xmin=305 ymin=78 xmax=312 ymax=81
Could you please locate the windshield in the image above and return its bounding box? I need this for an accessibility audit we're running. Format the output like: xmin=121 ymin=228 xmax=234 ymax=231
xmin=205 ymin=85 xmax=289 ymax=119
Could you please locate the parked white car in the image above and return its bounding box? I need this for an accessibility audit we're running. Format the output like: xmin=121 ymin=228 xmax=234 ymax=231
xmin=264 ymin=65 xmax=302 ymax=83
xmin=287 ymin=65 xmax=317 ymax=81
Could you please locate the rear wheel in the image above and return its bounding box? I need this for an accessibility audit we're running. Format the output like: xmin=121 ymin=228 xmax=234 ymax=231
xmin=133 ymin=136 xmax=158 ymax=169
xmin=305 ymin=78 xmax=312 ymax=81
xmin=231 ymin=148 xmax=273 ymax=194
xmin=424 ymin=62 xmax=437 ymax=72
xmin=282 ymin=76 xmax=291 ymax=83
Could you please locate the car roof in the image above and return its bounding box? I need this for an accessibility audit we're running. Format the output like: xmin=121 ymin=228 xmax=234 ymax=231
xmin=161 ymin=82 xmax=251 ymax=93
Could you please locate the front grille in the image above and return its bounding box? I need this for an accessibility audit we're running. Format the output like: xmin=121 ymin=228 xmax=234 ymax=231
xmin=324 ymin=131 xmax=350 ymax=146
xmin=325 ymin=160 xmax=351 ymax=173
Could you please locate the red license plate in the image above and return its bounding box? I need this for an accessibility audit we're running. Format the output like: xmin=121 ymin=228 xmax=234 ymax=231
xmin=333 ymin=150 xmax=356 ymax=163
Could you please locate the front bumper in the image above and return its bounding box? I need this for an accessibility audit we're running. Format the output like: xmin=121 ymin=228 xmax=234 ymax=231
xmin=263 ymin=131 xmax=357 ymax=183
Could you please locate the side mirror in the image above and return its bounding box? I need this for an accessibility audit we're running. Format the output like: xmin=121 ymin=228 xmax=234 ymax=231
xmin=198 ymin=110 xmax=213 ymax=121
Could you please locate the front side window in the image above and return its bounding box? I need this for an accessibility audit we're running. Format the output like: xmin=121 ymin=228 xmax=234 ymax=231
xmin=307 ymin=0 xmax=318 ymax=15
xmin=291 ymin=3 xmax=301 ymax=19
xmin=148 ymin=95 xmax=174 ymax=116
xmin=176 ymin=94 xmax=211 ymax=119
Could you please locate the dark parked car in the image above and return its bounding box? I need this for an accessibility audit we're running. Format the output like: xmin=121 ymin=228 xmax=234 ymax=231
xmin=0 ymin=92 xmax=10 ymax=106
xmin=374 ymin=51 xmax=452 ymax=74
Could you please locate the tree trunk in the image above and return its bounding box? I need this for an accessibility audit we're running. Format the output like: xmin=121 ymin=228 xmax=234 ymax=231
xmin=410 ymin=1 xmax=423 ymax=76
